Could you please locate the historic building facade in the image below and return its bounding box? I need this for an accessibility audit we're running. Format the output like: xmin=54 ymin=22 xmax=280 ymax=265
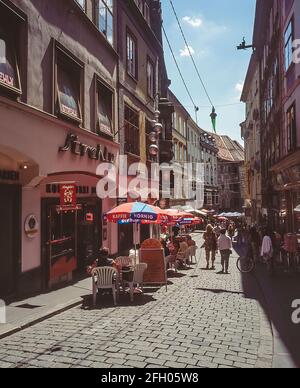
xmin=167 ymin=90 xmax=218 ymax=210
xmin=0 ymin=0 xmax=172 ymax=299
xmin=241 ymin=53 xmax=262 ymax=224
xmin=212 ymin=134 xmax=245 ymax=213
xmin=243 ymin=0 xmax=300 ymax=234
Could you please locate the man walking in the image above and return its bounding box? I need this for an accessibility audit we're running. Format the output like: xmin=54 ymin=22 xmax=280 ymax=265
xmin=218 ymin=229 xmax=232 ymax=274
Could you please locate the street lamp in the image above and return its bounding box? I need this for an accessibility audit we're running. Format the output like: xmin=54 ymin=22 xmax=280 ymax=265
xmin=149 ymin=144 xmax=159 ymax=157
xmin=148 ymin=110 xmax=161 ymax=161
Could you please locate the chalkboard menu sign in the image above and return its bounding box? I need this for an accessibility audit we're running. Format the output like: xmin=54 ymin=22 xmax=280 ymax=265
xmin=140 ymin=239 xmax=167 ymax=288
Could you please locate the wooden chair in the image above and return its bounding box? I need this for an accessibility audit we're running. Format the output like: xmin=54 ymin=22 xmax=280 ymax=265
xmin=92 ymin=267 xmax=119 ymax=307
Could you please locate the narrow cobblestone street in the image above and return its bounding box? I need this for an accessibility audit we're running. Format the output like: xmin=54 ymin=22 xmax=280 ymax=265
xmin=0 ymin=234 xmax=276 ymax=369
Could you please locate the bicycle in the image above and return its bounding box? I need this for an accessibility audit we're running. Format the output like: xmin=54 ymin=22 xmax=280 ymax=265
xmin=236 ymin=243 xmax=257 ymax=274
xmin=236 ymin=253 xmax=256 ymax=273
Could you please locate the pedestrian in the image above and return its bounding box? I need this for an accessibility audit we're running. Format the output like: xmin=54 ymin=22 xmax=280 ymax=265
xmin=228 ymin=224 xmax=235 ymax=240
xmin=203 ymin=224 xmax=218 ymax=270
xmin=214 ymin=224 xmax=221 ymax=238
xmin=218 ymin=229 xmax=232 ymax=274
xmin=186 ymin=235 xmax=196 ymax=247
xmin=249 ymin=225 xmax=261 ymax=263
xmin=261 ymin=229 xmax=274 ymax=272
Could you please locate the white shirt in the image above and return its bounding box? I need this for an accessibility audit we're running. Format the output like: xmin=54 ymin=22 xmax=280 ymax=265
xmin=261 ymin=236 xmax=273 ymax=257
xmin=218 ymin=234 xmax=232 ymax=251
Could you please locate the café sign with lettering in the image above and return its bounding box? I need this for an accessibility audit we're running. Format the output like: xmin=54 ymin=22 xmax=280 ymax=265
xmin=59 ymin=133 xmax=115 ymax=163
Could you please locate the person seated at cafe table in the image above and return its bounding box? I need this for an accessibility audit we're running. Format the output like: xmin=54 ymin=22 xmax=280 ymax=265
xmin=86 ymin=248 xmax=115 ymax=276
xmin=97 ymin=248 xmax=115 ymax=267
xmin=187 ymin=235 xmax=196 ymax=247
xmin=175 ymin=240 xmax=190 ymax=269
xmin=164 ymin=239 xmax=180 ymax=270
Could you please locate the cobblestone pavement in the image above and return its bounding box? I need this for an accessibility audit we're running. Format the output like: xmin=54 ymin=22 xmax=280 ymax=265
xmin=0 ymin=235 xmax=273 ymax=369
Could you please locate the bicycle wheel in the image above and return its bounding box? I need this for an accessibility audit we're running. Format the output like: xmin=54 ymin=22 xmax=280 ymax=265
xmin=236 ymin=256 xmax=255 ymax=273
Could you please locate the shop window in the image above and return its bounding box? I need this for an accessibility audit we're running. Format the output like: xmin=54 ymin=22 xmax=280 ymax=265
xmin=124 ymin=104 xmax=140 ymax=156
xmin=97 ymin=80 xmax=114 ymax=137
xmin=0 ymin=18 xmax=21 ymax=95
xmin=56 ymin=45 xmax=83 ymax=123
xmin=96 ymin=0 xmax=114 ymax=45
xmin=127 ymin=31 xmax=138 ymax=79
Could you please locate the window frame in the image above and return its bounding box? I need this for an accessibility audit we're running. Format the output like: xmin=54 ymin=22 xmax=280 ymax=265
xmin=126 ymin=29 xmax=138 ymax=81
xmin=284 ymin=17 xmax=294 ymax=72
xmin=74 ymin=0 xmax=87 ymax=13
xmin=146 ymin=56 xmax=155 ymax=99
xmin=95 ymin=0 xmax=114 ymax=45
xmin=0 ymin=22 xmax=22 ymax=96
xmin=54 ymin=42 xmax=84 ymax=125
xmin=144 ymin=2 xmax=150 ymax=25
xmin=95 ymin=75 xmax=115 ymax=138
xmin=124 ymin=103 xmax=140 ymax=156
xmin=286 ymin=102 xmax=297 ymax=153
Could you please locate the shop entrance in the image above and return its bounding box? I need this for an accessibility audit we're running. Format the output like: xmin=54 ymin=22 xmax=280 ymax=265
xmin=0 ymin=185 xmax=21 ymax=298
xmin=77 ymin=199 xmax=102 ymax=272
xmin=42 ymin=198 xmax=101 ymax=288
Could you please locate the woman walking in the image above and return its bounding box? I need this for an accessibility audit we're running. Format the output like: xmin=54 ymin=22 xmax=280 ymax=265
xmin=217 ymin=229 xmax=233 ymax=274
xmin=261 ymin=229 xmax=274 ymax=272
xmin=203 ymin=224 xmax=218 ymax=270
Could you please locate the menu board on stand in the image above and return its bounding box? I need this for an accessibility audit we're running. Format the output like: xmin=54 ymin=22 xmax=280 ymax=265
xmin=140 ymin=239 xmax=167 ymax=290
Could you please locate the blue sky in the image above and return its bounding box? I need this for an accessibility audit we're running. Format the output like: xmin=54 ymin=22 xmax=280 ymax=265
xmin=161 ymin=0 xmax=256 ymax=142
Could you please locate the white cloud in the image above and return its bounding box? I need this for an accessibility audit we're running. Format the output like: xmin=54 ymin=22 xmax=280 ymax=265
xmin=235 ymin=82 xmax=244 ymax=93
xmin=182 ymin=16 xmax=203 ymax=28
xmin=180 ymin=45 xmax=195 ymax=57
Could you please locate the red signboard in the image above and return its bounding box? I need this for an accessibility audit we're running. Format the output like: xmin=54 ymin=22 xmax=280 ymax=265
xmin=60 ymin=184 xmax=77 ymax=209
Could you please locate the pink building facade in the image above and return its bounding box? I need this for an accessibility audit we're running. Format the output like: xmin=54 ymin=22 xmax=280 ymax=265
xmin=0 ymin=0 xmax=171 ymax=299
xmin=0 ymin=0 xmax=120 ymax=298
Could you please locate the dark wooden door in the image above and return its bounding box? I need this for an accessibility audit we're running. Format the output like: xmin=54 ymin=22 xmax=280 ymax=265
xmin=0 ymin=185 xmax=20 ymax=298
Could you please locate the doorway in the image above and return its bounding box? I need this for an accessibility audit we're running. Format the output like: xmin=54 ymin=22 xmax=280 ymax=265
xmin=0 ymin=185 xmax=21 ymax=298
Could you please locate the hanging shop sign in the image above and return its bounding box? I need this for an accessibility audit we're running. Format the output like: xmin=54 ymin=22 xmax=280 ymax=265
xmin=24 ymin=215 xmax=39 ymax=239
xmin=0 ymin=170 xmax=19 ymax=182
xmin=59 ymin=133 xmax=115 ymax=163
xmin=60 ymin=184 xmax=77 ymax=210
